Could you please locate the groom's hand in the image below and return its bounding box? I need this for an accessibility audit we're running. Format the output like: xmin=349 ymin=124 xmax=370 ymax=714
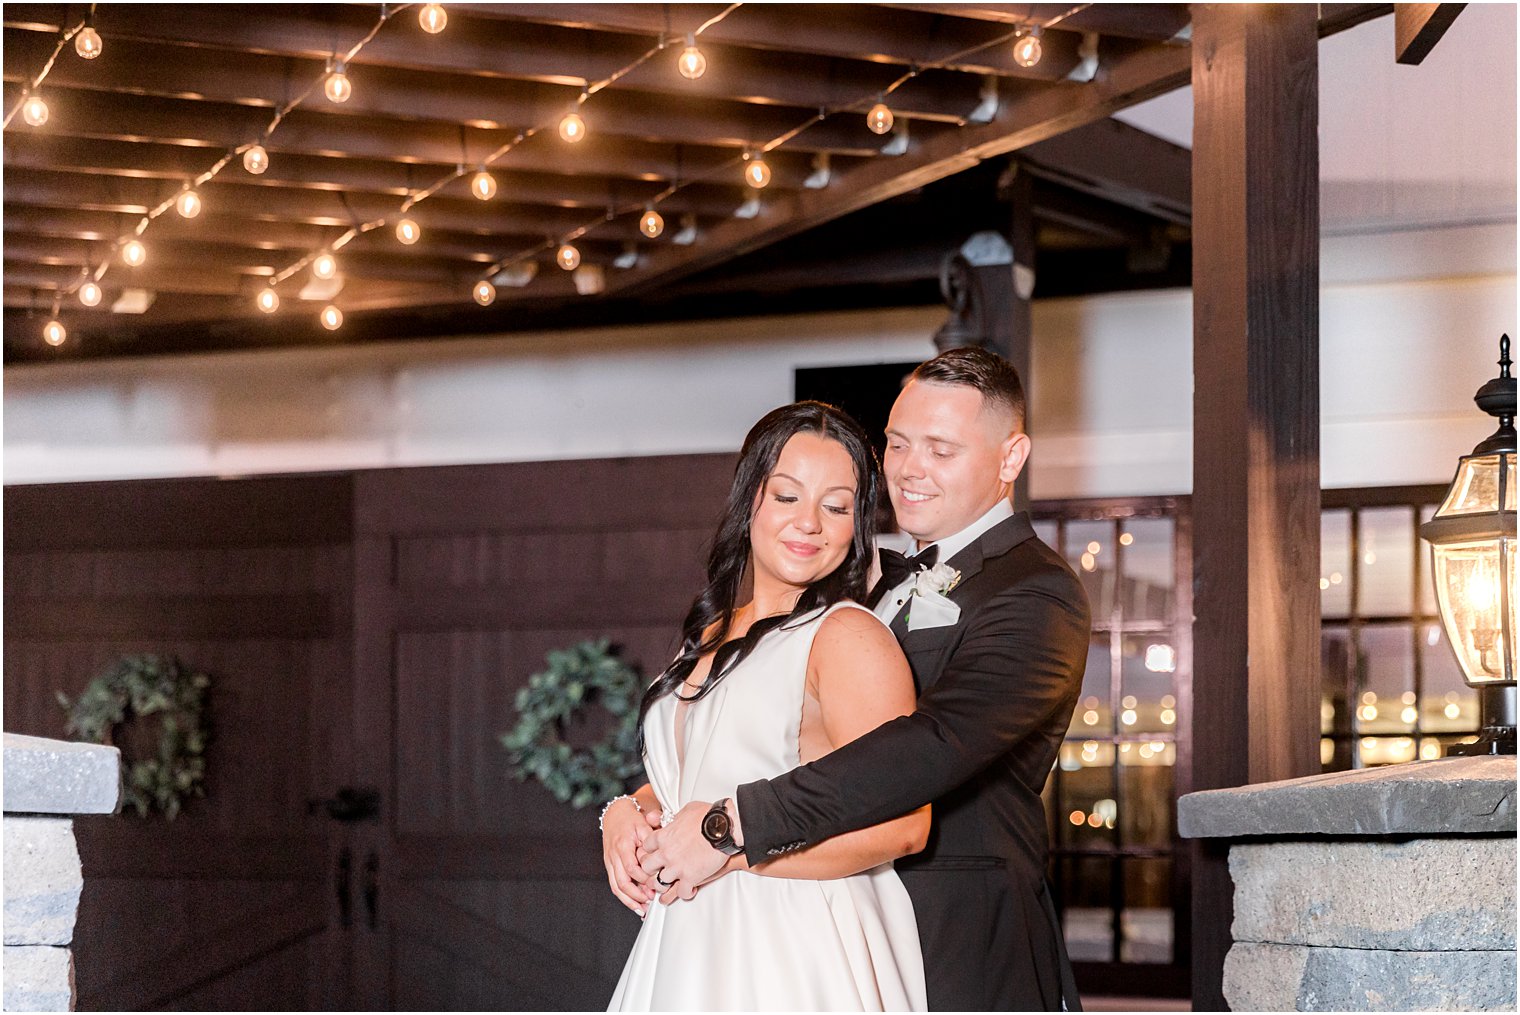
xmin=638 ymin=800 xmax=729 ymax=902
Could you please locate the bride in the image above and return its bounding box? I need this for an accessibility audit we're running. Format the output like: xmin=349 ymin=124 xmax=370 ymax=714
xmin=602 ymin=401 xmax=928 ymax=1011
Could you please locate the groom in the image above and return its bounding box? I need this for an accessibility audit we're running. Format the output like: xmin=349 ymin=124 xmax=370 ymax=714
xmin=638 ymin=347 xmax=1091 ymax=1011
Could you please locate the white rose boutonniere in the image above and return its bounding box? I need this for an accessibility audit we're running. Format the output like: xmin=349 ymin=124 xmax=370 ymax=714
xmin=913 ymin=562 xmax=962 ymax=599
xmin=905 ymin=562 xmax=963 ymax=633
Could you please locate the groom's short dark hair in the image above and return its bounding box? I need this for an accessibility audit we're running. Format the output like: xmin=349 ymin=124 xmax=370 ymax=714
xmin=912 ymin=346 xmax=1027 ymax=434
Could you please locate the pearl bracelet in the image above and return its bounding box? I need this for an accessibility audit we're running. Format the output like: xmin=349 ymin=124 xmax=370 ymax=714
xmin=599 ymin=794 xmax=641 ymax=831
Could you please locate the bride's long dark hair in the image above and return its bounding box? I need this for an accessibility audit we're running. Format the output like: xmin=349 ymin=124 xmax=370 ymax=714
xmin=638 ymin=401 xmax=881 ymax=738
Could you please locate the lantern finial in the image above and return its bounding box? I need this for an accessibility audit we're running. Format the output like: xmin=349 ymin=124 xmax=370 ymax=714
xmin=1473 ymin=334 xmax=1517 ymax=457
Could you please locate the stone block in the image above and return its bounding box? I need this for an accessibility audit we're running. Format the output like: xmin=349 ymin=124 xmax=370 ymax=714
xmin=1225 ymin=942 xmax=1518 ymax=1012
xmin=1179 ymin=755 xmax=1516 ymax=838
xmin=2 ymin=945 xmax=74 ymax=1012
xmin=2 ymin=735 xmax=120 ymax=817
xmin=3 ymin=818 xmax=81 ymax=947
xmin=1231 ymin=838 xmax=1516 ymax=951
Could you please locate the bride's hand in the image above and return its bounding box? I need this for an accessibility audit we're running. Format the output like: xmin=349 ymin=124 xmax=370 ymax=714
xmin=602 ymin=799 xmax=659 ymax=915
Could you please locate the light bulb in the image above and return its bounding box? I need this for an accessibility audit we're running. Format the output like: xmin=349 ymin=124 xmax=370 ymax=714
xmin=243 ymin=144 xmax=269 ymax=175
xmin=419 ymin=3 xmax=447 ymax=34
xmin=312 ymin=252 xmax=337 ymax=280
xmin=744 ymin=155 xmax=771 ymax=189
xmin=867 ymin=102 xmax=894 ymax=135
xmin=556 ymin=243 xmax=581 ymax=271
xmin=21 ymin=94 xmax=48 ymax=127
xmin=325 ymin=65 xmax=352 ymax=103
xmin=78 ymin=281 xmax=102 ymax=307
xmin=639 ymin=207 xmax=665 ymax=238
xmin=559 ymin=111 xmax=586 ymax=143
xmin=75 ymin=25 xmax=102 ymax=60
xmin=43 ymin=319 xmax=67 ymax=346
xmin=1013 ymin=30 xmax=1043 ymax=68
xmin=121 ymin=239 xmax=146 ymax=267
xmin=396 ymin=218 xmax=421 ymax=244
xmin=256 ymin=287 xmax=280 ymax=313
xmin=320 ymin=305 xmax=343 ymax=330
xmin=470 ymin=169 xmax=497 ymax=200
xmin=678 ymin=36 xmax=707 ymax=80
xmin=473 ymin=280 xmax=496 ymax=306
xmin=175 ymin=188 xmax=202 ymax=219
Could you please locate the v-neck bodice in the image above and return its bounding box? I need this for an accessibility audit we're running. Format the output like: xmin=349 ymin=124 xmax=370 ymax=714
xmin=642 ymin=601 xmax=871 ymax=819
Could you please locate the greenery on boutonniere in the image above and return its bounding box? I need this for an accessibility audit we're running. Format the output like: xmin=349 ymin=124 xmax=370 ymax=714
xmin=501 ymin=640 xmax=644 ymax=809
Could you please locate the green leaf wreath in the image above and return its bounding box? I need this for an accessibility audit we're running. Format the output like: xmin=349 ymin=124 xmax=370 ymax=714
xmin=57 ymin=655 xmax=210 ymax=820
xmin=501 ymin=639 xmax=644 ymax=809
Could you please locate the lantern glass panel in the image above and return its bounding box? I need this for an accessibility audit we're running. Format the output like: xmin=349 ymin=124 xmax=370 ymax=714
xmin=1437 ymin=453 xmax=1510 ymax=515
xmin=1430 ymin=538 xmax=1515 ymax=683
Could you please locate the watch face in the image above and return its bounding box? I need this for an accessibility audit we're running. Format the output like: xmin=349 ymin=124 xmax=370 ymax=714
xmin=702 ymin=808 xmax=731 ymax=841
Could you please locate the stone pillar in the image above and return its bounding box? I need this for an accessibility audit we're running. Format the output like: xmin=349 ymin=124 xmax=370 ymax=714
xmin=3 ymin=734 xmax=121 ymax=1013
xmin=1179 ymin=755 xmax=1517 ymax=1012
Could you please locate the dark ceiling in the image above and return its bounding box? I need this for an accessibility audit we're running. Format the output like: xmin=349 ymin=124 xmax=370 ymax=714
xmin=0 ymin=4 xmax=1381 ymax=362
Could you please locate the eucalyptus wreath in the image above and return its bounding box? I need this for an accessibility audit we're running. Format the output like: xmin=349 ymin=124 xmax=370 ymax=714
xmin=501 ymin=639 xmax=643 ymax=809
xmin=57 ymin=655 xmax=210 ymax=819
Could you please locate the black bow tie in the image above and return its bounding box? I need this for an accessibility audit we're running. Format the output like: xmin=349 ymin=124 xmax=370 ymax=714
xmin=878 ymin=544 xmax=939 ymax=589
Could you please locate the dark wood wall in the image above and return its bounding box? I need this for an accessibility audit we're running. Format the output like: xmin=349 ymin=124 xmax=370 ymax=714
xmin=4 ymin=453 xmax=734 ymax=1010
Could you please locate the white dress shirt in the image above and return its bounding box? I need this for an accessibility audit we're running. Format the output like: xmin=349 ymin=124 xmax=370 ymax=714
xmin=875 ymin=499 xmax=1016 ymax=624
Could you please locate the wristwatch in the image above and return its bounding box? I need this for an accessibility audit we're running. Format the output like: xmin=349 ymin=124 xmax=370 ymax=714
xmin=701 ymin=798 xmax=743 ymax=856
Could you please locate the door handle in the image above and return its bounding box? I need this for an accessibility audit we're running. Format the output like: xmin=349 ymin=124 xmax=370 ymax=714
xmin=335 ymin=847 xmax=353 ymax=929
xmin=363 ymin=851 xmax=379 ymax=931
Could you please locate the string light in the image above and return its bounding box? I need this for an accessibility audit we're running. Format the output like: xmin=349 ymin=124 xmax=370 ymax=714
xmin=472 ymin=279 xmax=496 ymax=306
xmin=21 ymin=93 xmax=48 ymax=127
xmin=639 ymin=207 xmax=665 ymax=239
xmin=677 ymin=34 xmax=707 ymax=80
xmin=324 ymin=62 xmax=353 ymax=103
xmin=243 ymin=144 xmax=269 ymax=175
xmin=312 ymin=252 xmax=337 ymax=280
xmin=43 ymin=319 xmax=67 ymax=346
xmin=78 ymin=281 xmax=102 ymax=307
xmin=74 ymin=25 xmax=103 ymax=60
xmin=1013 ymin=27 xmax=1043 ymax=68
xmin=320 ymin=305 xmax=343 ymax=330
xmin=256 ymin=287 xmax=280 ymax=313
xmin=866 ymin=101 xmax=894 ymax=135
xmin=556 ymin=243 xmax=581 ymax=270
xmin=419 ymin=3 xmax=447 ymax=34
xmin=470 ymin=169 xmax=497 ymax=200
xmin=121 ymin=239 xmax=146 ymax=267
xmin=175 ymin=188 xmax=202 ymax=219
xmin=559 ymin=110 xmax=586 ymax=143
xmin=395 ymin=218 xmax=421 ymax=244
xmin=744 ymin=153 xmax=772 ymax=189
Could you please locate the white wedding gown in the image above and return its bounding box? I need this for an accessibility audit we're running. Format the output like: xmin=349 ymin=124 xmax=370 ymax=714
xmin=609 ymin=601 xmax=927 ymax=1012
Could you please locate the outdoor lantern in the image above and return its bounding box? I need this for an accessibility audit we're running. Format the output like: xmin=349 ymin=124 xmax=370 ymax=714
xmin=1421 ymin=334 xmax=1517 ymax=754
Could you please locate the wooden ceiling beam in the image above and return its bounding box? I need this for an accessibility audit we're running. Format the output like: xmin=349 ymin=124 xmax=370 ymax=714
xmin=604 ymin=29 xmax=1195 ymax=296
xmin=2 ymin=167 xmax=732 ymax=253
xmin=1020 ymin=118 xmax=1192 ymax=224
xmin=425 ymin=3 xmax=1090 ymax=78
xmin=3 ymin=132 xmax=838 ymax=209
xmin=2 ymin=83 xmax=886 ymax=196
xmin=3 ymin=56 xmax=924 ymax=159
xmin=884 ymin=5 xmax=1194 ymax=42
xmin=1394 ymin=3 xmax=1466 ymax=64
xmin=3 ymin=19 xmax=1003 ymax=123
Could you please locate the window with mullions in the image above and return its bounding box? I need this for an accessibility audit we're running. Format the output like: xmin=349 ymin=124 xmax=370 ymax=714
xmin=1032 ymin=497 xmax=1190 ymax=996
xmin=1320 ymin=487 xmax=1484 ymax=769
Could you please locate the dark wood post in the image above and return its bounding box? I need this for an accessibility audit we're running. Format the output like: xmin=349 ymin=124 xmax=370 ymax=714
xmin=1189 ymin=4 xmax=1322 ymax=1007
xmin=1006 ymin=162 xmax=1036 ymax=512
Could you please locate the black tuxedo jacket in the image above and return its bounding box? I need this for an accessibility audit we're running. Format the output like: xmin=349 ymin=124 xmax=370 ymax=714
xmin=736 ymin=512 xmax=1091 ymax=1011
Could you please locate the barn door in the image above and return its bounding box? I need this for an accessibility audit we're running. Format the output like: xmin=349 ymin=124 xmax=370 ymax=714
xmin=2 ymin=477 xmax=356 ymax=1011
xmin=344 ymin=460 xmax=725 ymax=1010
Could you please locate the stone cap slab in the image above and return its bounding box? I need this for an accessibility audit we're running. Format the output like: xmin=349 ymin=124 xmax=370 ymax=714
xmin=3 ymin=734 xmax=120 ymax=816
xmin=1179 ymin=755 xmax=1516 ymax=839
